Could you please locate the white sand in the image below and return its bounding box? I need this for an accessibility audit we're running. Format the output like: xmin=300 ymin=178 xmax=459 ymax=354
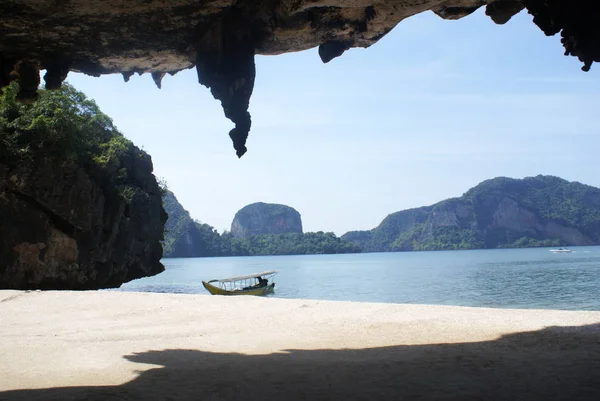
xmin=0 ymin=290 xmax=599 ymax=400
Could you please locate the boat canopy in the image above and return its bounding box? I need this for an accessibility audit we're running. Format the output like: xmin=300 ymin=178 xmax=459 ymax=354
xmin=215 ymin=271 xmax=277 ymax=283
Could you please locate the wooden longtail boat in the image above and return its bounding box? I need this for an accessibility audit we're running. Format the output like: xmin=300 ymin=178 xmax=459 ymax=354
xmin=202 ymin=271 xmax=277 ymax=296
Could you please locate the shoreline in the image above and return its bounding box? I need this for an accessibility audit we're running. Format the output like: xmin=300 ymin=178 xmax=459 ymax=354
xmin=1 ymin=290 xmax=599 ymax=400
xmin=115 ymin=288 xmax=600 ymax=311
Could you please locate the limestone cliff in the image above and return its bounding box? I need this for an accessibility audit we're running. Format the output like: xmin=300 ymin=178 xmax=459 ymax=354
xmin=0 ymin=157 xmax=166 ymax=290
xmin=162 ymin=190 xmax=223 ymax=257
xmin=342 ymin=176 xmax=600 ymax=252
xmin=0 ymin=83 xmax=166 ymax=289
xmin=231 ymin=203 xmax=303 ymax=239
xmin=1 ymin=1 xmax=599 ymax=156
xmin=162 ymin=194 xmax=358 ymax=256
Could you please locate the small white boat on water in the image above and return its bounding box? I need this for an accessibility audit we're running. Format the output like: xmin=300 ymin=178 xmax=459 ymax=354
xmin=550 ymin=248 xmax=572 ymax=253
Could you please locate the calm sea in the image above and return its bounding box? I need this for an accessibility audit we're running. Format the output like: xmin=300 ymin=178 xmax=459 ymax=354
xmin=118 ymin=247 xmax=600 ymax=310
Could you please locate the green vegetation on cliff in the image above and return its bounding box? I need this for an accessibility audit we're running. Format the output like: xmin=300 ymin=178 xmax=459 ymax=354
xmin=464 ymin=176 xmax=600 ymax=235
xmin=1 ymin=82 xmax=144 ymax=203
xmin=164 ymin=175 xmax=599 ymax=257
xmin=222 ymin=231 xmax=361 ymax=256
xmin=1 ymin=82 xmax=166 ymax=289
xmin=162 ymin=193 xmax=359 ymax=257
xmin=162 ymin=190 xmax=224 ymax=257
xmin=342 ymin=176 xmax=600 ymax=252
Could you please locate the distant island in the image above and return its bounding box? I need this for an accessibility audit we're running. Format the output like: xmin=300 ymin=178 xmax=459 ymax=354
xmin=163 ymin=175 xmax=600 ymax=258
xmin=342 ymin=175 xmax=600 ymax=252
xmin=231 ymin=202 xmax=303 ymax=239
xmin=162 ymin=192 xmax=360 ymax=258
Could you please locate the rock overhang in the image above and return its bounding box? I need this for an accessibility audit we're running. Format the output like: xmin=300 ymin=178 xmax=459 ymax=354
xmin=1 ymin=0 xmax=598 ymax=156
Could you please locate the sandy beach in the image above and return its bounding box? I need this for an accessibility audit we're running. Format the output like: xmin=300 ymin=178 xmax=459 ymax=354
xmin=0 ymin=290 xmax=599 ymax=400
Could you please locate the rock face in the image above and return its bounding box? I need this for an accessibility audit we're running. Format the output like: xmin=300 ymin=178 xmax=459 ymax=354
xmin=0 ymin=84 xmax=167 ymax=290
xmin=162 ymin=193 xmax=359 ymax=256
xmin=162 ymin=190 xmax=197 ymax=257
xmin=1 ymin=1 xmax=599 ymax=156
xmin=0 ymin=156 xmax=166 ymax=290
xmin=162 ymin=190 xmax=223 ymax=257
xmin=342 ymin=176 xmax=600 ymax=252
xmin=231 ymin=203 xmax=303 ymax=239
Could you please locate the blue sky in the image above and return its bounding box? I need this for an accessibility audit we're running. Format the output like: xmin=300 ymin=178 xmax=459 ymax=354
xmin=67 ymin=9 xmax=600 ymax=235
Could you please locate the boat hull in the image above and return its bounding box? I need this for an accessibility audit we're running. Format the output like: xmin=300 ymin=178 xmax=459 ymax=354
xmin=202 ymin=281 xmax=275 ymax=296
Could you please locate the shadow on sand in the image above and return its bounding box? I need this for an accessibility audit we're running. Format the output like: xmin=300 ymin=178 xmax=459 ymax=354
xmin=1 ymin=323 xmax=599 ymax=401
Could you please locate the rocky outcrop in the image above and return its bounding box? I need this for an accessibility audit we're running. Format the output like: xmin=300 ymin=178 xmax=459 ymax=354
xmin=0 ymin=156 xmax=166 ymax=290
xmin=162 ymin=190 xmax=198 ymax=257
xmin=342 ymin=175 xmax=600 ymax=252
xmin=161 ymin=190 xmax=223 ymax=257
xmin=231 ymin=203 xmax=302 ymax=239
xmin=0 ymin=84 xmax=167 ymax=290
xmin=162 ymin=194 xmax=359 ymax=256
xmin=1 ymin=1 xmax=599 ymax=156
xmin=489 ymin=197 xmax=591 ymax=245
